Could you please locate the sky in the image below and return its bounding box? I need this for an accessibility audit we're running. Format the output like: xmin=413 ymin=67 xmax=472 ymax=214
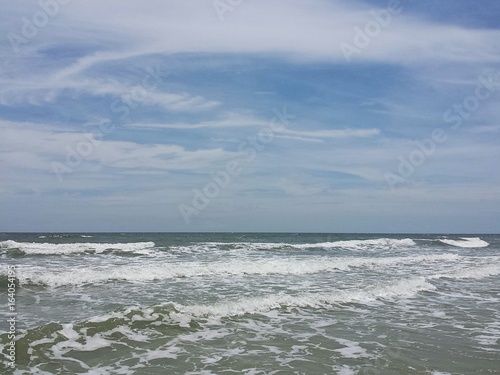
xmin=1 ymin=0 xmax=500 ymax=233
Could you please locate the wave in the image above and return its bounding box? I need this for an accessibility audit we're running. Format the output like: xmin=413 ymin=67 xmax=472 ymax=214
xmin=293 ymin=238 xmax=416 ymax=250
xmin=438 ymin=237 xmax=489 ymax=248
xmin=173 ymin=277 xmax=435 ymax=323
xmin=0 ymin=240 xmax=155 ymax=255
xmin=4 ymin=276 xmax=435 ymax=369
xmin=83 ymin=277 xmax=435 ymax=327
xmin=172 ymin=238 xmax=417 ymax=252
xmin=0 ymin=238 xmax=415 ymax=257
xmin=8 ymin=254 xmax=460 ymax=287
xmin=37 ymin=234 xmax=77 ymax=239
xmin=430 ymin=263 xmax=500 ymax=280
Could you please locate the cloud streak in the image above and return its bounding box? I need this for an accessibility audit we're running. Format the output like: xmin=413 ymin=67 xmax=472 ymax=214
xmin=1 ymin=0 xmax=500 ymax=232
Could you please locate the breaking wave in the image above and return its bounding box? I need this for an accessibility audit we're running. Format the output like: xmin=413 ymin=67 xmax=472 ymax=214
xmin=438 ymin=237 xmax=489 ymax=248
xmin=172 ymin=238 xmax=416 ymax=253
xmin=0 ymin=240 xmax=156 ymax=255
xmin=7 ymin=253 xmax=460 ymax=287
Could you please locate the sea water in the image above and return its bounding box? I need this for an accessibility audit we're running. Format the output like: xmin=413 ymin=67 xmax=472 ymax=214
xmin=0 ymin=233 xmax=499 ymax=374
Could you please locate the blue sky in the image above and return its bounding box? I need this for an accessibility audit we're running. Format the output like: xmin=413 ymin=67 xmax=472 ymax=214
xmin=1 ymin=0 xmax=500 ymax=232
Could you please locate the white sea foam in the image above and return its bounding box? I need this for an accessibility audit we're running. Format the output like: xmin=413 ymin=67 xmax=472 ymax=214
xmin=334 ymin=338 xmax=372 ymax=358
xmin=0 ymin=240 xmax=155 ymax=255
xmin=336 ymin=366 xmax=356 ymax=375
xmin=86 ymin=277 xmax=435 ymax=327
xmin=170 ymin=242 xmax=290 ymax=253
xmin=430 ymin=263 xmax=500 ymax=280
xmin=293 ymin=238 xmax=416 ymax=250
xmin=13 ymin=253 xmax=460 ymax=287
xmin=473 ymin=322 xmax=500 ymax=350
xmin=176 ymin=276 xmax=434 ymax=321
xmin=438 ymin=237 xmax=489 ymax=248
xmin=143 ymin=346 xmax=185 ymax=360
xmin=174 ymin=238 xmax=417 ymax=253
xmin=52 ymin=324 xmax=113 ymax=356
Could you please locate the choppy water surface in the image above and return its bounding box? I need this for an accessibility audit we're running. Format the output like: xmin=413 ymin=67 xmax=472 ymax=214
xmin=0 ymin=233 xmax=499 ymax=374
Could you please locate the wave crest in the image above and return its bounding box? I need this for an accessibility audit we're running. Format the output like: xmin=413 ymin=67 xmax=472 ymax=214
xmin=7 ymin=253 xmax=459 ymax=287
xmin=0 ymin=240 xmax=156 ymax=255
xmin=171 ymin=238 xmax=417 ymax=253
xmin=438 ymin=237 xmax=489 ymax=248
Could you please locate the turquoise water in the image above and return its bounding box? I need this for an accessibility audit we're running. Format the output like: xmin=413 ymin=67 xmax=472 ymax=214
xmin=0 ymin=233 xmax=499 ymax=374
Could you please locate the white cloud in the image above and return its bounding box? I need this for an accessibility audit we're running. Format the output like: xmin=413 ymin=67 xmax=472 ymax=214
xmin=0 ymin=77 xmax=219 ymax=112
xmin=0 ymin=120 xmax=236 ymax=176
xmin=2 ymin=0 xmax=500 ymax=231
xmin=126 ymin=111 xmax=266 ymax=129
xmin=126 ymin=112 xmax=380 ymax=142
xmin=280 ymin=128 xmax=380 ymax=139
xmin=21 ymin=0 xmax=500 ymax=74
xmin=274 ymin=134 xmax=324 ymax=143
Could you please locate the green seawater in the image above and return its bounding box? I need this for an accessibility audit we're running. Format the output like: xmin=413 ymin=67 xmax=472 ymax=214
xmin=0 ymin=233 xmax=499 ymax=374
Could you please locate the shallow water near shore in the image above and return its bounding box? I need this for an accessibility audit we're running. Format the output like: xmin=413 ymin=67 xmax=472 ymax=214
xmin=1 ymin=233 xmax=499 ymax=374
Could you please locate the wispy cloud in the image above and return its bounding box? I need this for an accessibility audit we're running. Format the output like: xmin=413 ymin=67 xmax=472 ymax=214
xmin=126 ymin=111 xmax=265 ymax=129
xmin=280 ymin=128 xmax=380 ymax=139
xmin=2 ymin=0 xmax=500 ymax=232
xmin=0 ymin=76 xmax=219 ymax=112
xmin=0 ymin=120 xmax=236 ymax=175
xmin=17 ymin=0 xmax=500 ymax=66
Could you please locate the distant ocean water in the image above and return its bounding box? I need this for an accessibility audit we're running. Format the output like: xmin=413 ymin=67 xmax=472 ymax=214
xmin=0 ymin=233 xmax=499 ymax=374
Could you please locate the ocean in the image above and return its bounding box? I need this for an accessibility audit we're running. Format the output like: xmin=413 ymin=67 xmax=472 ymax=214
xmin=0 ymin=233 xmax=499 ymax=374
